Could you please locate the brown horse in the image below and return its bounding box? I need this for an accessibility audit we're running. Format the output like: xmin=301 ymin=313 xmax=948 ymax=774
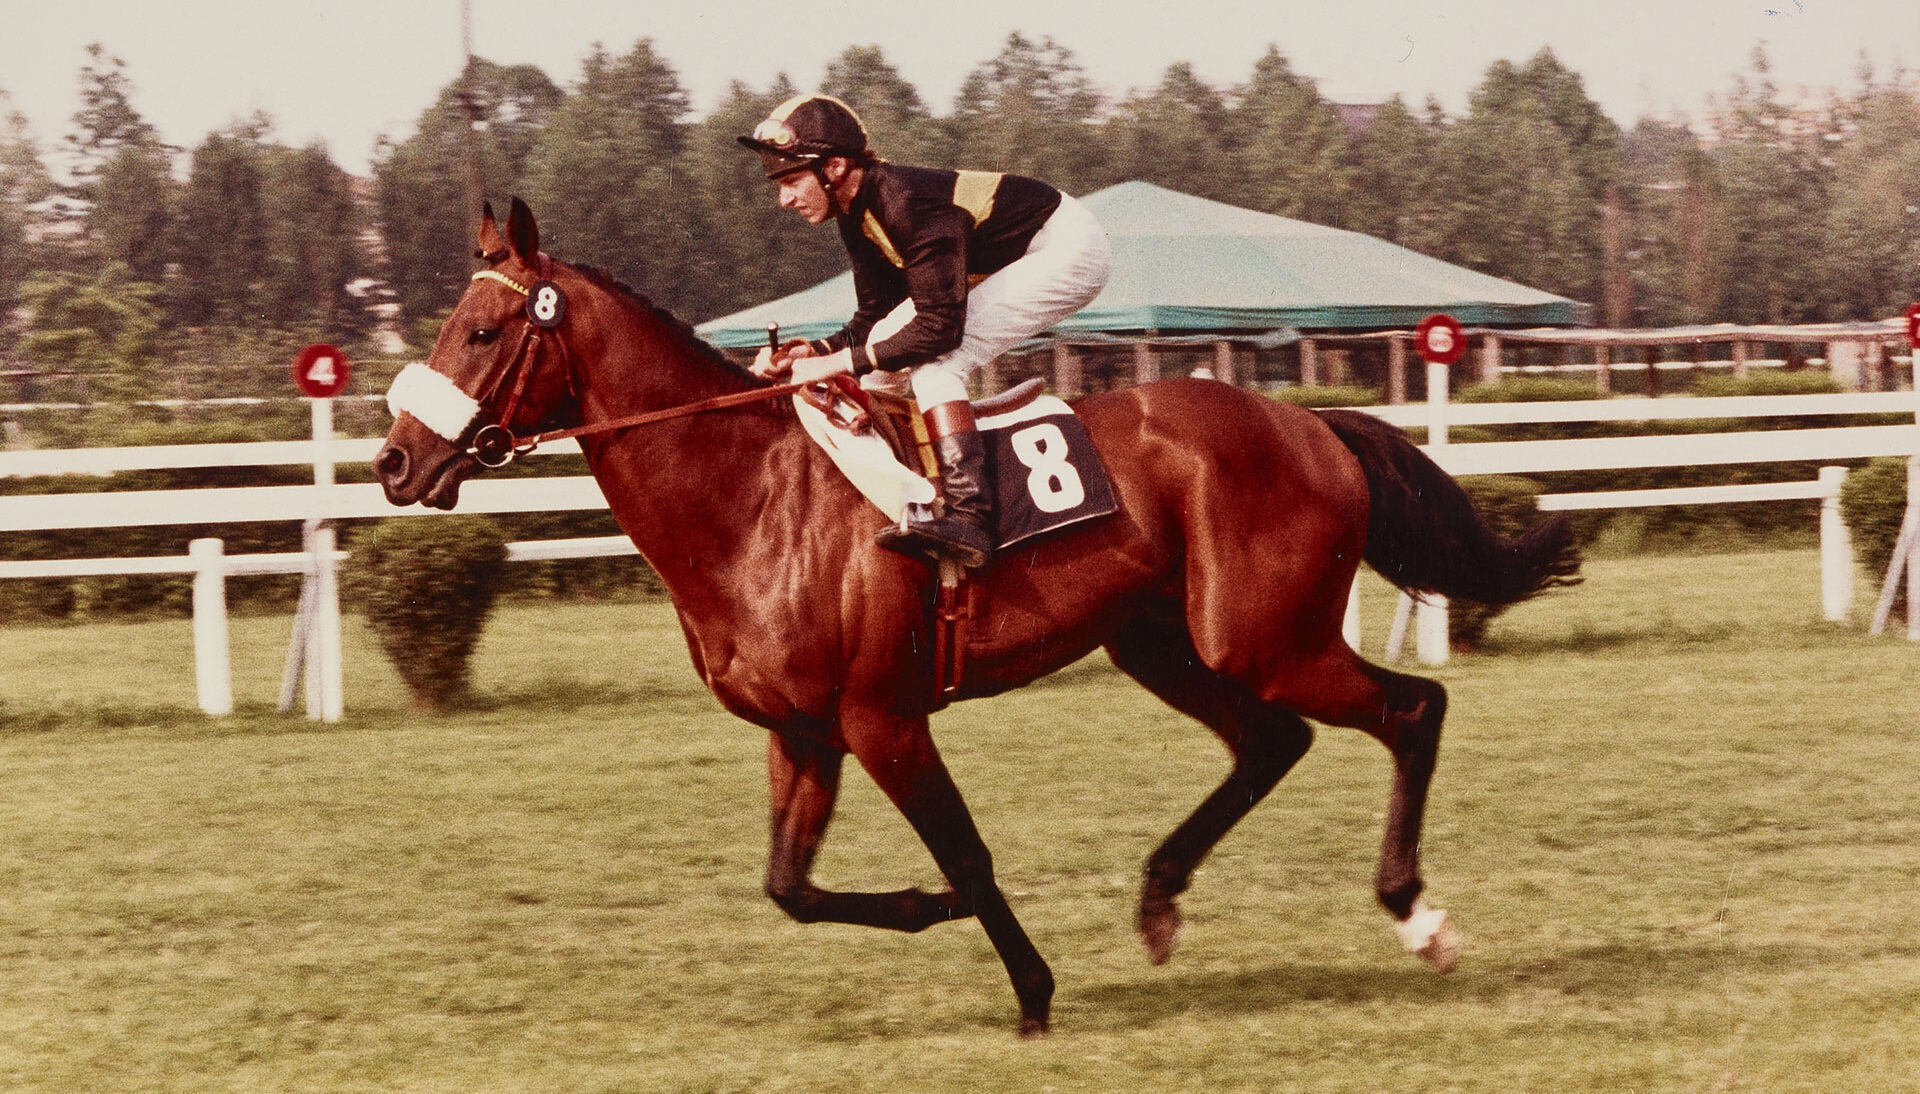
xmin=374 ymin=199 xmax=1579 ymax=1036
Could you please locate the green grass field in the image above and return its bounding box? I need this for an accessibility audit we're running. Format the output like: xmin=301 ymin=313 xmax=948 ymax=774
xmin=2 ymin=549 xmax=1917 ymax=1093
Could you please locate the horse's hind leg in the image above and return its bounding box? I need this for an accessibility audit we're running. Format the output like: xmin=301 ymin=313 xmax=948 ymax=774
xmin=1279 ymin=652 xmax=1460 ymax=972
xmin=1369 ymin=664 xmax=1461 ymax=970
xmin=1106 ymin=616 xmax=1315 ymax=965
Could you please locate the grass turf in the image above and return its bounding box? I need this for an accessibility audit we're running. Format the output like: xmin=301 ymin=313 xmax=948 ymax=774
xmin=1 ymin=548 xmax=1916 ymax=1092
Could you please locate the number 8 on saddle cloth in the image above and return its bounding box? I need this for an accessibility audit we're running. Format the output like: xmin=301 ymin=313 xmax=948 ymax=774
xmin=793 ymin=389 xmax=1118 ymax=553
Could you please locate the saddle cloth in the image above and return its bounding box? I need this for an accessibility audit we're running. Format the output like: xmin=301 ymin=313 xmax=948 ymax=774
xmin=795 ymin=381 xmax=1118 ymax=551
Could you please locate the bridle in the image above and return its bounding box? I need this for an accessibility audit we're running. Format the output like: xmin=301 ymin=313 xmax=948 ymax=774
xmin=458 ymin=260 xmax=807 ymax=468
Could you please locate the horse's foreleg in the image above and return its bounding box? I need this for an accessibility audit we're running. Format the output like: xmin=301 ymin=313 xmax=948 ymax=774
xmin=840 ymin=709 xmax=1054 ymax=1037
xmin=764 ymin=730 xmax=967 ymax=931
xmin=1107 ymin=618 xmax=1314 ymax=964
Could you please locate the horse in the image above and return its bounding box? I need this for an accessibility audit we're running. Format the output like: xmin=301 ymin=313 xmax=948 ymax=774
xmin=373 ymin=198 xmax=1580 ymax=1036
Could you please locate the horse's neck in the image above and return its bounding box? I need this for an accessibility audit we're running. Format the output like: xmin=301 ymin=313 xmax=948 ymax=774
xmin=573 ymin=314 xmax=802 ymax=591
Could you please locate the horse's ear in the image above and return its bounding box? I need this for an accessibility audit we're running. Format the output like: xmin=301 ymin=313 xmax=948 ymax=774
xmin=506 ymin=196 xmax=539 ymax=263
xmin=476 ymin=202 xmax=508 ymax=263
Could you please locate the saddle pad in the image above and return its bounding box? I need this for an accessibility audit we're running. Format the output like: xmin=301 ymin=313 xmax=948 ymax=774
xmin=796 ymin=392 xmax=1118 ymax=550
xmin=977 ymin=395 xmax=1119 ymax=550
xmin=794 ymin=395 xmax=936 ymax=523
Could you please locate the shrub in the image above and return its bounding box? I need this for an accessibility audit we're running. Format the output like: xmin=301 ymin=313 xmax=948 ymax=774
xmin=1450 ymin=475 xmax=1552 ymax=651
xmin=1692 ymin=371 xmax=1842 ymax=398
xmin=1457 ymin=377 xmax=1601 ymax=404
xmin=1840 ymin=458 xmax=1911 ymax=610
xmin=345 ymin=516 xmax=509 ymax=710
xmin=1267 ymin=384 xmax=1381 ymax=408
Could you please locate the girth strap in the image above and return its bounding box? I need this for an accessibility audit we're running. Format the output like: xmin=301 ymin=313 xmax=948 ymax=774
xmin=931 ymin=558 xmax=973 ymax=709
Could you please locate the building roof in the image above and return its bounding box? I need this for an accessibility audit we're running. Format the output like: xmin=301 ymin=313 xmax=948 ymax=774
xmin=697 ymin=180 xmax=1590 ymax=348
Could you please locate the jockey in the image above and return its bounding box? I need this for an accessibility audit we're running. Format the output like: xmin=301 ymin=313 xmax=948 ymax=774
xmin=739 ymin=94 xmax=1111 ymax=569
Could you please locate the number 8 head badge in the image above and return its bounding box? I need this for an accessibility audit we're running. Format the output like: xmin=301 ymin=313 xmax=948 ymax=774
xmin=527 ymin=281 xmax=567 ymax=329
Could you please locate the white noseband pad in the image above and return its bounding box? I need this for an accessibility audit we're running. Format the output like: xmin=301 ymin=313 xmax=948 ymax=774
xmin=386 ymin=363 xmax=482 ymax=443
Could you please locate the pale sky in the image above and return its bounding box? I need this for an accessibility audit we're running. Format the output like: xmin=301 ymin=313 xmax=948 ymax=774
xmin=2 ymin=0 xmax=1915 ymax=177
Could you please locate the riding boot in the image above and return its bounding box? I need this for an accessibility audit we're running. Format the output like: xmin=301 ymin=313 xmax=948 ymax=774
xmin=876 ymin=403 xmax=995 ymax=569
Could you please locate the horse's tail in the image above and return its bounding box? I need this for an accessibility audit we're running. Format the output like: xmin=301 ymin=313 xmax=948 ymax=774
xmin=1317 ymin=408 xmax=1582 ymax=605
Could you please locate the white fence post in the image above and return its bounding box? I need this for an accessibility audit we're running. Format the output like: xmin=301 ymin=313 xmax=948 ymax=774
xmin=1385 ymin=592 xmax=1414 ymax=663
xmin=318 ymin=525 xmax=344 ymax=721
xmin=189 ymin=538 xmax=233 ymax=716
xmin=1904 ymin=348 xmax=1919 ymax=641
xmin=302 ymin=524 xmax=345 ymax=722
xmin=1419 ymin=359 xmax=1451 ymax=665
xmin=1819 ymin=466 xmax=1853 ymax=623
xmin=1903 ymin=453 xmax=1920 ymax=642
xmin=1343 ymin=579 xmax=1361 ymax=650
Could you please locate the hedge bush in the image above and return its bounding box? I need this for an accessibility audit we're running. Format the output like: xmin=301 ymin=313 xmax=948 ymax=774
xmin=1840 ymin=458 xmax=1911 ymax=610
xmin=344 ymin=516 xmax=508 ymax=710
xmin=1692 ymin=371 xmax=1842 ymax=398
xmin=1457 ymin=376 xmax=1601 ymax=405
xmin=1267 ymin=384 xmax=1381 ymax=408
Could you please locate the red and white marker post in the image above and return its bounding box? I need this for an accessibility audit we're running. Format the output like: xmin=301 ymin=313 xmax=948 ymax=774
xmin=1404 ymin=314 xmax=1467 ymax=664
xmin=285 ymin=344 xmax=352 ymax=721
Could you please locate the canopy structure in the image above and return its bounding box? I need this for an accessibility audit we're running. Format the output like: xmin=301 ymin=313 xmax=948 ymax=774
xmin=697 ymin=180 xmax=1590 ymax=348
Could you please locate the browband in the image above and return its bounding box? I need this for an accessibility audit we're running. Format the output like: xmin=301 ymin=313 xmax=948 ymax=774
xmin=471 ymin=251 xmax=555 ymax=297
xmin=472 ymin=269 xmax=529 ymax=296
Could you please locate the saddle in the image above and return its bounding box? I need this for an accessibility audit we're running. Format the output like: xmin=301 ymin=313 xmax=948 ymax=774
xmin=801 ymin=376 xmax=1050 ymax=478
xmin=797 ymin=375 xmax=1113 ymax=711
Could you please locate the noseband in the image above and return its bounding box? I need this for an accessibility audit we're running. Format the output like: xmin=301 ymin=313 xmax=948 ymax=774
xmin=452 ymin=263 xmax=807 ymax=468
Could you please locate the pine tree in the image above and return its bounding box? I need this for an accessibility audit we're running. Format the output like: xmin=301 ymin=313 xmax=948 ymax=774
xmin=1102 ymin=63 xmax=1233 ymax=198
xmin=64 ymin=45 xmax=175 ymax=280
xmin=0 ymin=96 xmax=56 ymax=332
xmin=1342 ymin=95 xmax=1441 ymax=250
xmin=173 ymin=122 xmax=270 ymax=326
xmin=686 ymin=78 xmax=845 ymax=319
xmin=949 ymin=33 xmax=1108 ymax=192
xmin=1432 ymin=50 xmax=1620 ymax=305
xmin=1820 ymin=80 xmax=1920 ymax=320
xmin=520 ymin=40 xmax=715 ymax=318
xmin=261 ymin=143 xmax=369 ymax=333
xmin=1703 ymin=47 xmax=1831 ymax=323
xmin=1224 ymin=47 xmax=1351 ymax=224
xmin=821 ymin=45 xmax=950 ymax=167
xmin=372 ymin=58 xmax=563 ymax=335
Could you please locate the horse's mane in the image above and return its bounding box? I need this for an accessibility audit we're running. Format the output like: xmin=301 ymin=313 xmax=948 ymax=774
xmin=570 ymin=263 xmax=780 ymax=396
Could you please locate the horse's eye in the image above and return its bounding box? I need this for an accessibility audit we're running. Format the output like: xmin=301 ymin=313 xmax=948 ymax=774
xmin=469 ymin=328 xmax=500 ymax=346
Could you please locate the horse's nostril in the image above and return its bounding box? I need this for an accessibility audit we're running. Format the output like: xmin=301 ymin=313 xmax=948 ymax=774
xmin=374 ymin=445 xmax=409 ymax=480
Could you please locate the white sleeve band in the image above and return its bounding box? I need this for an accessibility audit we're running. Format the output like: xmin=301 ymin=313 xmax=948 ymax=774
xmin=386 ymin=362 xmax=482 ymax=443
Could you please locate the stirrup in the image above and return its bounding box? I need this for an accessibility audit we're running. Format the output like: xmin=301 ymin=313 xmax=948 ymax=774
xmin=876 ymin=504 xmax=991 ymax=569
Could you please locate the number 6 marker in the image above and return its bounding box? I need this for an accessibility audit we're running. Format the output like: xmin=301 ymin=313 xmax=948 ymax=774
xmin=1414 ymin=314 xmax=1467 ymax=366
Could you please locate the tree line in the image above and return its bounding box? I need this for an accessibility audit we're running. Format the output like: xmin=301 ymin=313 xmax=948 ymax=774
xmin=2 ymin=35 xmax=1917 ymax=404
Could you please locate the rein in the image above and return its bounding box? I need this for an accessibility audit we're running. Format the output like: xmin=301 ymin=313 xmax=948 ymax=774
xmin=462 ymin=265 xmax=806 ymax=467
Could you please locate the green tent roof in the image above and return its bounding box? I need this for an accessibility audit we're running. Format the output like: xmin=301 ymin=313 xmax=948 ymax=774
xmin=697 ymin=180 xmax=1590 ymax=348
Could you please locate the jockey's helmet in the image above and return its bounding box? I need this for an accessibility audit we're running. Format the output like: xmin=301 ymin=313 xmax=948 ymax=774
xmin=737 ymin=94 xmax=869 ymax=178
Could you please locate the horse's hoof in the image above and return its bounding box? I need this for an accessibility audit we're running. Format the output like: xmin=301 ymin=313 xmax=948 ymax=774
xmin=1418 ymin=916 xmax=1462 ymax=973
xmin=1018 ymin=1015 xmax=1051 ymax=1039
xmin=1394 ymin=898 xmax=1459 ymax=973
xmin=1138 ymin=903 xmax=1183 ymax=966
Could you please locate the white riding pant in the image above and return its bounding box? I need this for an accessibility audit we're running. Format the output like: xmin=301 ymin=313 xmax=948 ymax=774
xmin=859 ymin=192 xmax=1111 ymax=409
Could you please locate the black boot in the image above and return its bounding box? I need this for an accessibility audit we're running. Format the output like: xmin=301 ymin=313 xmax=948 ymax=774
xmin=876 ymin=410 xmax=995 ymax=569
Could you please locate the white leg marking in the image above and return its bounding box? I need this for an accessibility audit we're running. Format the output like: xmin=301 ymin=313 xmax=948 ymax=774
xmin=1394 ymin=897 xmax=1460 ymax=973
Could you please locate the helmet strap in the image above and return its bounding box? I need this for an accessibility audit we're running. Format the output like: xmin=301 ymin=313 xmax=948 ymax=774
xmin=816 ymin=157 xmax=861 ymax=217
